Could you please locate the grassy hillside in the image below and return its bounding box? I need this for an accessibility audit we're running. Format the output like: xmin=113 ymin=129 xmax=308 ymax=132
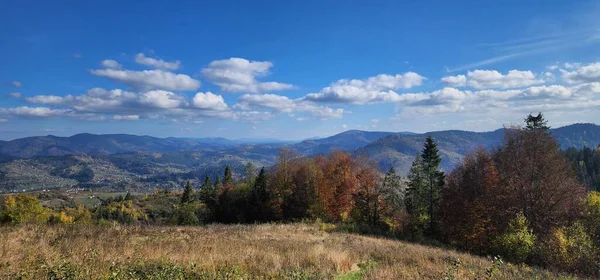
xmin=0 ymin=223 xmax=577 ymax=279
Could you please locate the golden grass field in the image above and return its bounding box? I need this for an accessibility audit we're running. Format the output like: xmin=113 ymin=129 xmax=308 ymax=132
xmin=0 ymin=223 xmax=579 ymax=279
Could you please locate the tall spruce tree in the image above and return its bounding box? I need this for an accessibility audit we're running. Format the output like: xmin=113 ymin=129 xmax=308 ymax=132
xmin=250 ymin=167 xmax=270 ymax=221
xmin=244 ymin=162 xmax=256 ymax=184
xmin=380 ymin=166 xmax=405 ymax=212
xmin=525 ymin=112 xmax=549 ymax=130
xmin=421 ymin=136 xmax=444 ymax=234
xmin=405 ymin=137 xmax=445 ymax=235
xmin=223 ymin=165 xmax=233 ymax=186
xmin=406 ymin=156 xmax=426 ymax=215
xmin=202 ymin=176 xmax=211 ymax=189
xmin=199 ymin=176 xmax=217 ymax=209
xmin=181 ymin=181 xmax=193 ymax=204
xmin=214 ymin=176 xmax=221 ymax=188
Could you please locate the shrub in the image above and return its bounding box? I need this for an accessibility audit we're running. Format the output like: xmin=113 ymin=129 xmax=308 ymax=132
xmin=584 ymin=191 xmax=600 ymax=245
xmin=492 ymin=212 xmax=535 ymax=263
xmin=0 ymin=194 xmax=49 ymax=225
xmin=535 ymin=223 xmax=598 ymax=275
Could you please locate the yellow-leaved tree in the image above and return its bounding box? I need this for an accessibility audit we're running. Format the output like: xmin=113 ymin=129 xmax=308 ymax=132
xmin=0 ymin=194 xmax=49 ymax=225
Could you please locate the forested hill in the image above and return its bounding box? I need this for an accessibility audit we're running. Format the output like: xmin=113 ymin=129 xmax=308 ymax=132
xmin=358 ymin=123 xmax=600 ymax=174
xmin=0 ymin=124 xmax=599 ymax=193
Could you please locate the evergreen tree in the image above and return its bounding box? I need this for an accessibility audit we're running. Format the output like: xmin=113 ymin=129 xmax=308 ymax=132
xmin=380 ymin=166 xmax=405 ymax=212
xmin=181 ymin=181 xmax=193 ymax=204
xmin=405 ymin=156 xmax=426 ymax=215
xmin=202 ymin=176 xmax=212 ymax=189
xmin=244 ymin=162 xmax=256 ymax=184
xmin=214 ymin=176 xmax=221 ymax=188
xmin=199 ymin=176 xmax=217 ymax=208
xmin=525 ymin=112 xmax=549 ymax=130
xmin=421 ymin=136 xmax=445 ymax=234
xmin=250 ymin=167 xmax=270 ymax=221
xmin=124 ymin=191 xmax=133 ymax=201
xmin=223 ymin=165 xmax=233 ymax=186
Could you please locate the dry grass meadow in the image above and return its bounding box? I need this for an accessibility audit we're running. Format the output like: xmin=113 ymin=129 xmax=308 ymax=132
xmin=0 ymin=223 xmax=579 ymax=279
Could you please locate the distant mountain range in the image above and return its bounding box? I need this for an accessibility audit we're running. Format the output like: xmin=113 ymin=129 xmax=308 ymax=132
xmin=1 ymin=123 xmax=599 ymax=192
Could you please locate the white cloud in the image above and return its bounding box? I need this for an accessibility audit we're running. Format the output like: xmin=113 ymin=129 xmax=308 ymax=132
xmin=139 ymin=90 xmax=184 ymax=109
xmin=304 ymin=72 xmax=425 ymax=104
xmin=135 ymin=53 xmax=181 ymax=71
xmin=0 ymin=118 xmax=7 ymax=123
xmin=8 ymin=92 xmax=21 ymax=98
xmin=201 ymin=57 xmax=294 ymax=93
xmin=21 ymin=87 xmax=252 ymax=121
xmin=25 ymin=95 xmax=65 ymax=105
xmin=235 ymin=93 xmax=344 ymax=119
xmin=470 ymin=70 xmax=543 ymax=89
xmin=441 ymin=75 xmax=467 ymax=87
xmin=11 ymin=81 xmax=22 ymax=88
xmin=397 ymin=80 xmax=600 ymax=116
xmin=113 ymin=114 xmax=139 ymax=121
xmin=90 ymin=69 xmax=200 ymax=91
xmin=192 ymin=92 xmax=229 ymax=111
xmin=101 ymin=59 xmax=122 ymax=69
xmin=561 ymin=62 xmax=600 ymax=83
xmin=0 ymin=106 xmax=71 ymax=118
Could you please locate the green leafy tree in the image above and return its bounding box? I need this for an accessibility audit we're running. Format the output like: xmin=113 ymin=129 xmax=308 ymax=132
xmin=492 ymin=212 xmax=536 ymax=263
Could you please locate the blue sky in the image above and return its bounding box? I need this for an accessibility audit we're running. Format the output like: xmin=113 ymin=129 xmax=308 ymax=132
xmin=1 ymin=0 xmax=600 ymax=140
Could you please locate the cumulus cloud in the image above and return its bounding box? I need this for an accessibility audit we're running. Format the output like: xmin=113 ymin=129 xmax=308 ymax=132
xmin=135 ymin=53 xmax=181 ymax=71
xmin=304 ymin=72 xmax=425 ymax=104
xmin=101 ymin=59 xmax=122 ymax=69
xmin=192 ymin=92 xmax=229 ymax=111
xmin=442 ymin=70 xmax=543 ymax=89
xmin=20 ymin=88 xmax=257 ymax=122
xmin=25 ymin=95 xmax=64 ymax=105
xmin=113 ymin=114 xmax=139 ymax=121
xmin=0 ymin=106 xmax=71 ymax=118
xmin=90 ymin=68 xmax=200 ymax=91
xmin=561 ymin=62 xmax=600 ymax=83
xmin=8 ymin=92 xmax=21 ymax=98
xmin=235 ymin=93 xmax=344 ymax=119
xmin=397 ymin=81 xmax=600 ymax=115
xmin=441 ymin=75 xmax=466 ymax=87
xmin=139 ymin=90 xmax=184 ymax=109
xmin=11 ymin=81 xmax=22 ymax=88
xmin=201 ymin=57 xmax=294 ymax=93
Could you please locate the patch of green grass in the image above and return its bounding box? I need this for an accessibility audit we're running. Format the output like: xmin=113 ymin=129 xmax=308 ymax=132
xmin=335 ymin=260 xmax=378 ymax=280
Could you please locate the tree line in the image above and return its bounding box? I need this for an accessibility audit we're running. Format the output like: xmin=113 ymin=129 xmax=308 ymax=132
xmin=1 ymin=113 xmax=599 ymax=276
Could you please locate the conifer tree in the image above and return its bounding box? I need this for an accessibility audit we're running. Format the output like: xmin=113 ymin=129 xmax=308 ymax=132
xmin=202 ymin=176 xmax=211 ymax=189
xmin=181 ymin=181 xmax=193 ymax=204
xmin=223 ymin=165 xmax=233 ymax=186
xmin=421 ymin=136 xmax=445 ymax=234
xmin=214 ymin=176 xmax=221 ymax=188
xmin=525 ymin=112 xmax=549 ymax=130
xmin=244 ymin=162 xmax=256 ymax=184
xmin=406 ymin=156 xmax=426 ymax=215
xmin=250 ymin=167 xmax=270 ymax=221
xmin=380 ymin=166 xmax=405 ymax=212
